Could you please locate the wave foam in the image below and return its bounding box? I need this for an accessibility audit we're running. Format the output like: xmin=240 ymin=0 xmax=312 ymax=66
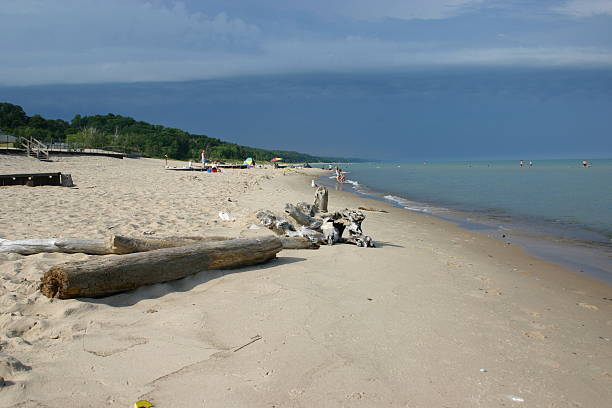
xmin=383 ymin=195 xmax=441 ymax=213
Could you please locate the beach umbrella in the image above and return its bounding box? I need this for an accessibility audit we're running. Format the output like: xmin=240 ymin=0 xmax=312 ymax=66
xmin=243 ymin=157 xmax=254 ymax=165
xmin=271 ymin=157 xmax=283 ymax=162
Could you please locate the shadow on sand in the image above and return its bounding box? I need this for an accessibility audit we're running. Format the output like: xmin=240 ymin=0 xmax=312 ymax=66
xmin=374 ymin=241 xmax=404 ymax=248
xmin=81 ymin=256 xmax=306 ymax=308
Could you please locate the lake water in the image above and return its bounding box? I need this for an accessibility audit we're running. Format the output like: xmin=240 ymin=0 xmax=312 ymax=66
xmin=317 ymin=159 xmax=612 ymax=283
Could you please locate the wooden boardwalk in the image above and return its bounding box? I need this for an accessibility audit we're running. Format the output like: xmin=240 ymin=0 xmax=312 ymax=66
xmin=0 ymin=147 xmax=125 ymax=159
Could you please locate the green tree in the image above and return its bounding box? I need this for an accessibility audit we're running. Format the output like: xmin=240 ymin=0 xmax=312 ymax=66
xmin=0 ymin=102 xmax=28 ymax=129
xmin=66 ymin=127 xmax=110 ymax=148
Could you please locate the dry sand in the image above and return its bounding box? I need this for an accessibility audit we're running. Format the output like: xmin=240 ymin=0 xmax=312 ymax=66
xmin=0 ymin=155 xmax=611 ymax=407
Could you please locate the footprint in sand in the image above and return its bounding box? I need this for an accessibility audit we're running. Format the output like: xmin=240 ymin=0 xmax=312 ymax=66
xmin=577 ymin=302 xmax=599 ymax=311
xmin=479 ymin=288 xmax=502 ymax=295
xmin=521 ymin=309 xmax=542 ymax=318
xmin=538 ymin=359 xmax=560 ymax=369
xmin=523 ymin=330 xmax=547 ymax=340
xmin=84 ymin=333 xmax=148 ymax=357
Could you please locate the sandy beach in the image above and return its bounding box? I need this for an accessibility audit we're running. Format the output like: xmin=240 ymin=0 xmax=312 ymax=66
xmin=1 ymin=155 xmax=611 ymax=407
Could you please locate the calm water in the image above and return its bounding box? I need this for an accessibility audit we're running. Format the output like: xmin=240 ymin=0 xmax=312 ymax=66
xmin=319 ymin=159 xmax=612 ymax=280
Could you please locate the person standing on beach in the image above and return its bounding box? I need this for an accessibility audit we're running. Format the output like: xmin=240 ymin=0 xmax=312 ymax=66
xmin=200 ymin=149 xmax=207 ymax=167
xmin=520 ymin=160 xmax=524 ymax=167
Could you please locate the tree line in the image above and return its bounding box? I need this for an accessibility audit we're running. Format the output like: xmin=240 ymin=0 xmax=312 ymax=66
xmin=0 ymin=102 xmax=365 ymax=163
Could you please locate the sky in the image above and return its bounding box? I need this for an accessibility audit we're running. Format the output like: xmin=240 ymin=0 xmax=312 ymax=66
xmin=1 ymin=0 xmax=611 ymax=160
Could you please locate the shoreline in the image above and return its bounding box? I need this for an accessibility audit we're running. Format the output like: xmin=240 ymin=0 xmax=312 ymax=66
xmin=1 ymin=156 xmax=611 ymax=407
xmin=315 ymin=170 xmax=612 ymax=285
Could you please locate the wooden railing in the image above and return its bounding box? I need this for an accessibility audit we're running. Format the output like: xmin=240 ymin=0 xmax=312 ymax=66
xmin=21 ymin=137 xmax=50 ymax=161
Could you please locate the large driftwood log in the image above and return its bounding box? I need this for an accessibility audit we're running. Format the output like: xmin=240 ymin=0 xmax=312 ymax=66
xmin=40 ymin=236 xmax=283 ymax=299
xmin=111 ymin=235 xmax=230 ymax=254
xmin=119 ymin=235 xmax=318 ymax=251
xmin=284 ymin=204 xmax=323 ymax=229
xmin=0 ymin=237 xmax=114 ymax=255
xmin=0 ymin=235 xmax=231 ymax=255
xmin=314 ymin=186 xmax=328 ymax=213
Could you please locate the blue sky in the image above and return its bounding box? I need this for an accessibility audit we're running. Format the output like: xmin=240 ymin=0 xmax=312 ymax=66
xmin=1 ymin=0 xmax=611 ymax=159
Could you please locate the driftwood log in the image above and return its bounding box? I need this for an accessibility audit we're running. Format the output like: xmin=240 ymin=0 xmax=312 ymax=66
xmin=320 ymin=209 xmax=375 ymax=247
xmin=256 ymin=210 xmax=296 ymax=235
xmin=256 ymin=210 xmax=324 ymax=243
xmin=295 ymin=226 xmax=325 ymax=243
xmin=0 ymin=235 xmax=229 ymax=255
xmin=256 ymin=185 xmax=374 ymax=248
xmin=284 ymin=203 xmax=323 ymax=229
xmin=280 ymin=236 xmax=320 ymax=249
xmin=1 ymin=234 xmax=311 ymax=256
xmin=111 ymin=235 xmax=229 ymax=254
xmin=0 ymin=237 xmax=115 ymax=255
xmin=296 ymin=202 xmax=316 ymax=217
xmin=337 ymin=209 xmax=374 ymax=247
xmin=40 ymin=236 xmax=283 ymax=299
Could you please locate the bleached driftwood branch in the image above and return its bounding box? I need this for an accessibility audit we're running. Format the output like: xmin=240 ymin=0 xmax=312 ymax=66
xmin=256 ymin=183 xmax=374 ymax=247
xmin=0 ymin=237 xmax=115 ymax=255
xmin=255 ymin=210 xmax=296 ymax=236
xmin=321 ymin=209 xmax=375 ymax=247
xmin=1 ymin=234 xmax=313 ymax=255
xmin=0 ymin=235 xmax=230 ymax=255
xmin=284 ymin=203 xmax=323 ymax=229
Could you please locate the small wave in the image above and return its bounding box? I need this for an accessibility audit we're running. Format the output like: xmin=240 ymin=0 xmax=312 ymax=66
xmin=383 ymin=195 xmax=443 ymax=213
xmin=345 ymin=179 xmax=359 ymax=188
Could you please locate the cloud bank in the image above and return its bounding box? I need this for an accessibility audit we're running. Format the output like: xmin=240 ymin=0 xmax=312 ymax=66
xmin=554 ymin=0 xmax=612 ymax=17
xmin=1 ymin=0 xmax=611 ymax=85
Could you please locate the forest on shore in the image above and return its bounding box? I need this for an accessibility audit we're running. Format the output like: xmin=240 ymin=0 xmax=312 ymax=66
xmin=0 ymin=102 xmax=363 ymax=163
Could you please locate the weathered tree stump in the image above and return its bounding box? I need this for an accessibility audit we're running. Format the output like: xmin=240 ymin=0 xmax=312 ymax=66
xmin=314 ymin=186 xmax=328 ymax=213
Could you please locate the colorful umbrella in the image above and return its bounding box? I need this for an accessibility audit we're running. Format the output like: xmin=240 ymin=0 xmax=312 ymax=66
xmin=270 ymin=157 xmax=283 ymax=162
xmin=243 ymin=157 xmax=254 ymax=165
